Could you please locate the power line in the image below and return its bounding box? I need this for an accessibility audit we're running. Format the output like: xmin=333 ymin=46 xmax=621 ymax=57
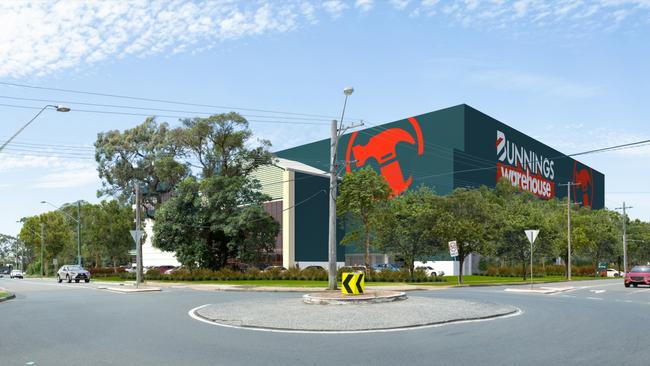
xmin=0 ymin=103 xmax=329 ymax=125
xmin=0 ymin=81 xmax=337 ymax=119
xmin=0 ymin=95 xmax=333 ymax=122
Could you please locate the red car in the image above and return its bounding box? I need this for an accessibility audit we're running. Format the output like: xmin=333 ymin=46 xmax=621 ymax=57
xmin=624 ymin=266 xmax=650 ymax=287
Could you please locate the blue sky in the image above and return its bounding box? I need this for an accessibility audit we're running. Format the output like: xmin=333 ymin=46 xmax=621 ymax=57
xmin=1 ymin=0 xmax=650 ymax=236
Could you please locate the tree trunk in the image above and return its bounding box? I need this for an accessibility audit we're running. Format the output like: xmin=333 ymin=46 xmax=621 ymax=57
xmin=458 ymin=256 xmax=464 ymax=284
xmin=364 ymin=227 xmax=370 ymax=271
xmin=113 ymin=257 xmax=117 ymax=273
xmin=522 ymin=260 xmax=527 ymax=281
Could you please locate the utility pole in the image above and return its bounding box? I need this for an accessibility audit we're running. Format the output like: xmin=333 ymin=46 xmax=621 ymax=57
xmin=559 ymin=182 xmax=580 ymax=280
xmin=328 ymin=119 xmax=338 ymax=290
xmin=328 ymin=87 xmax=362 ymax=290
xmin=40 ymin=223 xmax=45 ymax=278
xmin=615 ymin=202 xmax=633 ymax=273
xmin=77 ymin=200 xmax=81 ymax=266
xmin=135 ymin=184 xmax=143 ymax=287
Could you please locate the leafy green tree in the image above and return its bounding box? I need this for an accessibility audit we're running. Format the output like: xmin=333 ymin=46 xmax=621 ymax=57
xmin=175 ymin=112 xmax=273 ymax=178
xmin=573 ymin=208 xmax=620 ymax=270
xmin=153 ymin=176 xmax=279 ymax=270
xmin=337 ymin=167 xmax=392 ymax=269
xmin=95 ymin=117 xmax=188 ymax=206
xmin=373 ymin=187 xmax=444 ymax=276
xmin=153 ymin=113 xmax=279 ymax=270
xmin=438 ymin=187 xmax=498 ymax=283
xmin=493 ymin=183 xmax=544 ymax=280
xmin=18 ymin=212 xmax=73 ymax=276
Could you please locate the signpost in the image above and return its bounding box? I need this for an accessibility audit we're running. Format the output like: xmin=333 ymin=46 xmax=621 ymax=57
xmin=130 ymin=229 xmax=143 ymax=288
xmin=524 ymin=230 xmax=540 ymax=289
xmin=448 ymin=241 xmax=459 ymax=284
xmin=341 ymin=272 xmax=365 ymax=295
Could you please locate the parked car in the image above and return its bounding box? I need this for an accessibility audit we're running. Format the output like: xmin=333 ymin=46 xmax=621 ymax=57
xmin=371 ymin=263 xmax=400 ymax=272
xmin=57 ymin=265 xmax=90 ymax=283
xmin=303 ymin=265 xmax=327 ymax=272
xmin=155 ymin=265 xmax=176 ymax=274
xmin=415 ymin=266 xmax=444 ymax=277
xmin=164 ymin=266 xmax=185 ymax=275
xmin=624 ymin=266 xmax=650 ymax=287
xmin=263 ymin=265 xmax=287 ymax=272
xmin=602 ymin=268 xmax=623 ymax=277
xmin=10 ymin=270 xmax=24 ymax=279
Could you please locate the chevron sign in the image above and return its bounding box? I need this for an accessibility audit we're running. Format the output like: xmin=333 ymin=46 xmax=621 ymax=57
xmin=342 ymin=272 xmax=365 ymax=295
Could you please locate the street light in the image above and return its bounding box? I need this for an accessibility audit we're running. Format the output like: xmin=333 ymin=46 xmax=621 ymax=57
xmin=0 ymin=104 xmax=70 ymax=154
xmin=41 ymin=200 xmax=82 ymax=266
xmin=327 ymin=86 xmax=355 ymax=290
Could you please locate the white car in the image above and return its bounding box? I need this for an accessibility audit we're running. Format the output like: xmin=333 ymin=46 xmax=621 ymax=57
xmin=604 ymin=268 xmax=623 ymax=277
xmin=415 ymin=266 xmax=444 ymax=277
xmin=10 ymin=270 xmax=23 ymax=279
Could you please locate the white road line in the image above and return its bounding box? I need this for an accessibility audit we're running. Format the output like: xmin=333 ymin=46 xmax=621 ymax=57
xmin=187 ymin=304 xmax=524 ymax=335
xmin=589 ymin=290 xmax=606 ymax=294
xmin=586 ymin=297 xmax=603 ymax=300
xmin=5 ymin=279 xmax=100 ymax=291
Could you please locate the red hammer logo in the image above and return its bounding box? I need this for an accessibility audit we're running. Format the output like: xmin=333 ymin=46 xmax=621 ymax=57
xmin=346 ymin=117 xmax=424 ymax=195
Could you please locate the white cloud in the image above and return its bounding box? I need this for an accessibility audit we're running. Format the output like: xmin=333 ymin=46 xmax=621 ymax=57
xmin=390 ymin=0 xmax=411 ymax=10
xmin=0 ymin=153 xmax=98 ymax=188
xmin=1 ymin=0 xmax=649 ymax=79
xmin=0 ymin=1 xmax=323 ymax=78
xmin=32 ymin=164 xmax=99 ymax=188
xmin=355 ymin=0 xmax=374 ymax=12
xmin=322 ymin=0 xmax=348 ymax=18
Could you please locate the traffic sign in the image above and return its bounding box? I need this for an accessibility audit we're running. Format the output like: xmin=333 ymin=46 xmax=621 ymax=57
xmin=524 ymin=230 xmax=539 ymax=244
xmin=448 ymin=240 xmax=458 ymax=257
xmin=130 ymin=230 xmax=143 ymax=245
xmin=52 ymin=258 xmax=58 ymax=266
xmin=598 ymin=262 xmax=607 ymax=270
xmin=342 ymin=272 xmax=364 ymax=295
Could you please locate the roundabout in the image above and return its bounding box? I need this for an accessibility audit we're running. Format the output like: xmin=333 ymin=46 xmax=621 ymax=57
xmin=189 ymin=294 xmax=521 ymax=333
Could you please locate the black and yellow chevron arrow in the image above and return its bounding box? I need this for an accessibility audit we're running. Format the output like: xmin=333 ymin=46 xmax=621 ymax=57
xmin=342 ymin=272 xmax=365 ymax=295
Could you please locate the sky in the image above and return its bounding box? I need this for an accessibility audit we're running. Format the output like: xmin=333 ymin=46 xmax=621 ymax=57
xmin=1 ymin=0 xmax=650 ymax=236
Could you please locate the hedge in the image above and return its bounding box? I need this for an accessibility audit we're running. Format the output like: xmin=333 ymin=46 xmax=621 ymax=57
xmin=482 ymin=264 xmax=597 ymax=277
xmin=110 ymin=266 xmax=446 ymax=282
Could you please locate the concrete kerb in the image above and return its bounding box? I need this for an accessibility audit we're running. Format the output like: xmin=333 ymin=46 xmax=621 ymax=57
xmin=0 ymin=288 xmax=15 ymax=303
xmin=189 ymin=297 xmax=522 ymax=334
xmin=303 ymin=290 xmax=407 ymax=305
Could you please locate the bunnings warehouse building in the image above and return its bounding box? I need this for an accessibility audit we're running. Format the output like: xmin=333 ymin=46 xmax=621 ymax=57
xmin=252 ymin=104 xmax=605 ymax=273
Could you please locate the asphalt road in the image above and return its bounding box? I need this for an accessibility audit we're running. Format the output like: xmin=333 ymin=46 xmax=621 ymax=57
xmin=1 ymin=277 xmax=648 ymax=366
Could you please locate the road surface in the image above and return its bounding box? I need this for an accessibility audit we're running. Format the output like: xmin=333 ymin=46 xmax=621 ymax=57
xmin=1 ymin=277 xmax=647 ymax=366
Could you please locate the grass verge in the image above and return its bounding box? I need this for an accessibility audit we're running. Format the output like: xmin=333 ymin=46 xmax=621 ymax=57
xmin=87 ymin=275 xmax=612 ymax=287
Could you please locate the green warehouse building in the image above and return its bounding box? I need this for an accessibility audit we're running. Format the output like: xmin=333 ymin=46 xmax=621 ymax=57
xmin=256 ymin=104 xmax=605 ymax=270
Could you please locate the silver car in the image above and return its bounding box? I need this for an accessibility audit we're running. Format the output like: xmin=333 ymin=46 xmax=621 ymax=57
xmin=57 ymin=265 xmax=91 ymax=283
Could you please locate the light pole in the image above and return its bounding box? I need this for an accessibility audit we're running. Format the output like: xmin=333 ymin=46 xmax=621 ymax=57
xmin=0 ymin=104 xmax=70 ymax=154
xmin=615 ymin=202 xmax=633 ymax=273
xmin=328 ymin=86 xmax=356 ymax=291
xmin=41 ymin=200 xmax=82 ymax=266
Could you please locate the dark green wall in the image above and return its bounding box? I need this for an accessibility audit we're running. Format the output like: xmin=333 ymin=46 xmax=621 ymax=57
xmin=278 ymin=104 xmax=605 ymax=230
xmin=461 ymin=105 xmax=605 ymax=208
xmin=294 ymin=172 xmax=345 ymax=262
xmin=278 ymin=105 xmax=466 ymax=195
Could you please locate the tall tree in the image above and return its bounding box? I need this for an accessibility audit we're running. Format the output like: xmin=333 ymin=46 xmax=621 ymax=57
xmin=373 ymin=187 xmax=444 ymax=276
xmin=176 ymin=113 xmax=273 ymax=178
xmin=492 ymin=180 xmax=544 ymax=280
xmin=18 ymin=212 xmax=73 ymax=276
xmin=438 ymin=187 xmax=498 ymax=283
xmin=154 ymin=113 xmax=279 ymax=270
xmin=337 ymin=167 xmax=392 ymax=269
xmin=95 ymin=117 xmax=188 ymax=206
xmin=153 ymin=176 xmax=279 ymax=270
